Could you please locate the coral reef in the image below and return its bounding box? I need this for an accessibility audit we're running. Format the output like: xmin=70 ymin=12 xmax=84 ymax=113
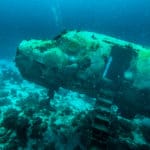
xmin=0 ymin=60 xmax=96 ymax=149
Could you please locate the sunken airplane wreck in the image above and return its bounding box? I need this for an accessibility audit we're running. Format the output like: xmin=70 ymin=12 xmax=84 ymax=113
xmin=15 ymin=30 xmax=150 ymax=149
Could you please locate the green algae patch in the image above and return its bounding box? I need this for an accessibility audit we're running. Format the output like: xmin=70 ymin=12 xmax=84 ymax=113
xmin=43 ymin=47 xmax=68 ymax=68
xmin=133 ymin=49 xmax=150 ymax=89
xmin=137 ymin=49 xmax=150 ymax=73
xmin=19 ymin=40 xmax=53 ymax=53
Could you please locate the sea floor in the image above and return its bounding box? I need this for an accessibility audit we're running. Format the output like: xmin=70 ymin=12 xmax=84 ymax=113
xmin=0 ymin=59 xmax=96 ymax=150
xmin=0 ymin=59 xmax=150 ymax=150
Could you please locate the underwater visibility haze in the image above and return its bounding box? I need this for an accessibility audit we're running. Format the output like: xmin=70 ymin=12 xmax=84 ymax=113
xmin=1 ymin=0 xmax=150 ymax=57
xmin=0 ymin=0 xmax=150 ymax=149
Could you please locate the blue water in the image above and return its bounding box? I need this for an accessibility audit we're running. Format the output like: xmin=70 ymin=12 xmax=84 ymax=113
xmin=0 ymin=1 xmax=150 ymax=149
xmin=0 ymin=0 xmax=150 ymax=58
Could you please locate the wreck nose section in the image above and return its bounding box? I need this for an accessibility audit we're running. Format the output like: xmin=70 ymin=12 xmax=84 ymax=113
xmin=15 ymin=39 xmax=66 ymax=91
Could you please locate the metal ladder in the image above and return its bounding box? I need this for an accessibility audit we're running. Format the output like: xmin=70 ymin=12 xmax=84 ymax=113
xmin=89 ymin=90 xmax=113 ymax=150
